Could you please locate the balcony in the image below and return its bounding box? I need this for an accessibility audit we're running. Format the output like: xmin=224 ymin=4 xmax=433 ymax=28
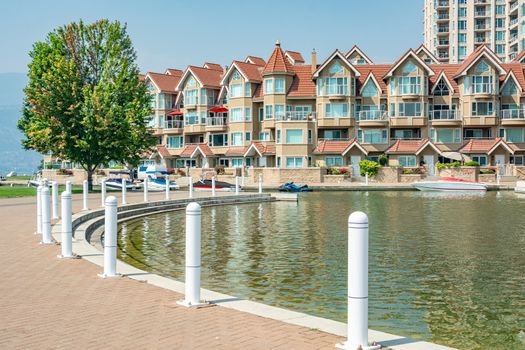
xmin=474 ymin=0 xmax=486 ymax=4
xmin=317 ymin=116 xmax=354 ymax=128
xmin=438 ymin=52 xmax=449 ymax=61
xmin=356 ymin=110 xmax=388 ymax=127
xmin=437 ymin=1 xmax=449 ymax=8
xmin=475 ymin=37 xmax=487 ymax=44
xmin=429 ymin=110 xmax=461 ymax=126
xmin=437 ymin=26 xmax=449 ymax=34
xmin=206 ymin=117 xmax=228 ymax=131
xmin=464 ymin=114 xmax=498 ymax=126
xmin=164 ymin=120 xmax=184 ymax=132
xmin=510 ymin=18 xmax=519 ymax=28
xmin=474 ymin=11 xmax=487 ymax=17
xmin=276 ymin=111 xmax=317 ymax=122
xmin=437 ymin=14 xmax=450 ymax=21
xmin=474 ymin=24 xmax=489 ymax=30
xmin=510 ymin=1 xmax=519 ymax=14
xmin=501 ymin=109 xmax=525 ymax=126
xmin=437 ymin=40 xmax=449 ymax=47
xmin=390 ymin=115 xmax=427 ymax=127
xmin=509 ymin=34 xmax=518 ymax=44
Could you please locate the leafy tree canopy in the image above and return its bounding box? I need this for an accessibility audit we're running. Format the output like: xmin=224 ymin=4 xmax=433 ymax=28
xmin=18 ymin=19 xmax=155 ymax=187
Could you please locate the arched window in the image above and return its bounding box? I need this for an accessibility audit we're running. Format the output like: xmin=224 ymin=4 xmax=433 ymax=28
xmin=475 ymin=61 xmax=490 ymax=73
xmin=401 ymin=61 xmax=417 ymax=74
xmin=502 ymin=79 xmax=518 ymax=96
xmin=329 ymin=61 xmax=344 ymax=75
xmin=434 ymin=78 xmax=450 ymax=96
xmin=361 ymin=79 xmax=379 ymax=97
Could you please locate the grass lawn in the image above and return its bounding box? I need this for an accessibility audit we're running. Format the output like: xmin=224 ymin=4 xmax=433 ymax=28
xmin=0 ymin=186 xmax=36 ymax=198
xmin=5 ymin=175 xmax=32 ymax=181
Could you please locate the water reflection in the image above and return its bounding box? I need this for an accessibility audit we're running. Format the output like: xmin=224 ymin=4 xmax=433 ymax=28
xmin=117 ymin=191 xmax=525 ymax=350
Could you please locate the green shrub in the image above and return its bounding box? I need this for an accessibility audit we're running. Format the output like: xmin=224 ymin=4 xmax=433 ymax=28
xmin=464 ymin=161 xmax=480 ymax=167
xmin=378 ymin=155 xmax=388 ymax=166
xmin=109 ymin=165 xmax=124 ymax=169
xmin=215 ymin=165 xmax=225 ymax=175
xmin=359 ymin=160 xmax=381 ymax=177
xmin=436 ymin=161 xmax=461 ymax=170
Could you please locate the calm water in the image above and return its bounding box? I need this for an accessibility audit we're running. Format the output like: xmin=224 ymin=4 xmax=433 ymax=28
xmin=117 ymin=191 xmax=525 ymax=350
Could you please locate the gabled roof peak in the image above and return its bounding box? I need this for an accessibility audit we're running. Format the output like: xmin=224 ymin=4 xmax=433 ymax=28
xmin=383 ymin=49 xmax=435 ymax=78
xmin=345 ymin=45 xmax=373 ymax=64
xmin=312 ymin=49 xmax=361 ymax=78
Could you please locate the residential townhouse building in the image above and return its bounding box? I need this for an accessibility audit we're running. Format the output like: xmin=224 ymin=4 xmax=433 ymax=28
xmin=143 ymin=42 xmax=525 ymax=176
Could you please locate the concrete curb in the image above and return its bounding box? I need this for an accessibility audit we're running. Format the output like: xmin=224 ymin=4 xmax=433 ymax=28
xmin=51 ymin=193 xmax=456 ymax=350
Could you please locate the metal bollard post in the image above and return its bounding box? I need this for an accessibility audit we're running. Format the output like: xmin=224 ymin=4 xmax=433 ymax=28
xmin=41 ymin=187 xmax=53 ymax=244
xmin=177 ymin=203 xmax=208 ymax=308
xmin=165 ymin=176 xmax=170 ymax=200
xmin=188 ymin=176 xmax=193 ymax=198
xmin=212 ymin=176 xmax=216 ymax=197
xmin=235 ymin=176 xmax=239 ymax=195
xmin=99 ymin=196 xmax=119 ymax=277
xmin=51 ymin=181 xmax=59 ymax=219
xmin=336 ymin=212 xmax=380 ymax=350
xmin=65 ymin=180 xmax=72 ymax=193
xmin=101 ymin=178 xmax=106 ymax=207
xmin=241 ymin=174 xmax=245 ymax=187
xmin=258 ymin=174 xmax=262 ymax=194
xmin=497 ymin=174 xmax=501 ymax=186
xmin=82 ymin=180 xmax=89 ymax=210
xmin=59 ymin=191 xmax=73 ymax=258
xmin=365 ymin=172 xmax=369 ymax=186
xmin=143 ymin=178 xmax=149 ymax=202
xmin=121 ymin=179 xmax=127 ymax=205
xmin=36 ymin=185 xmax=43 ymax=234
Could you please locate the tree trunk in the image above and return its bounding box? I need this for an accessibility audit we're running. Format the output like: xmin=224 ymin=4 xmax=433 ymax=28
xmin=87 ymin=168 xmax=94 ymax=192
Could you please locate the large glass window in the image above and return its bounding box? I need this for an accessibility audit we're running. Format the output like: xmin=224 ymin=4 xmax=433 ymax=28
xmin=230 ymin=84 xmax=243 ymax=98
xmin=275 ymin=79 xmax=285 ymax=93
xmin=286 ymin=157 xmax=303 ymax=168
xmin=472 ymin=102 xmax=493 ymax=116
xmin=184 ymin=89 xmax=198 ymax=105
xmin=275 ymin=105 xmax=285 ymax=119
xmin=264 ymin=79 xmax=273 ymax=93
xmin=324 ymin=130 xmax=342 ymax=140
xmin=258 ymin=131 xmax=270 ymax=141
xmin=264 ymin=105 xmax=273 ymax=119
xmin=398 ymin=76 xmax=421 ymax=95
xmin=506 ymin=128 xmax=524 ymax=142
xmin=502 ymin=79 xmax=518 ymax=96
xmin=325 ymin=103 xmax=349 ymax=118
xmin=208 ymin=133 xmax=228 ymax=146
xmin=245 ymin=107 xmax=251 ymax=121
xmin=167 ymin=136 xmax=183 ymax=149
xmin=325 ymin=77 xmax=348 ymax=95
xmin=285 ymin=129 xmax=304 ymax=144
xmin=471 ymin=155 xmax=488 ymax=166
xmin=358 ymin=129 xmax=388 ymax=144
xmin=398 ymin=103 xmax=421 ymax=117
xmin=398 ymin=156 xmax=417 ymax=167
xmin=231 ymin=158 xmax=244 ymax=168
xmin=431 ymin=128 xmax=461 ymax=143
xmin=472 ymin=76 xmax=493 ymax=94
xmin=185 ymin=112 xmax=199 ymax=125
xmin=230 ymin=108 xmax=243 ymax=122
xmin=244 ymin=83 xmax=251 ymax=97
xmin=326 ymin=157 xmax=343 ymax=166
xmin=434 ymin=79 xmax=450 ymax=96
xmin=230 ymin=132 xmax=243 ymax=146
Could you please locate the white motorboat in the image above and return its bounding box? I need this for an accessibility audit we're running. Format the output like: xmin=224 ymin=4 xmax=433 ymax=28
xmin=413 ymin=177 xmax=487 ymax=191
xmin=106 ymin=178 xmax=140 ymax=190
xmin=147 ymin=178 xmax=180 ymax=191
xmin=515 ymin=181 xmax=525 ymax=194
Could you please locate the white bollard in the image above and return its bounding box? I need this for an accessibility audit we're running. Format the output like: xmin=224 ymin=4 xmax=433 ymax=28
xmin=143 ymin=178 xmax=149 ymax=203
xmin=365 ymin=172 xmax=369 ymax=186
xmin=100 ymin=196 xmax=118 ymax=277
xmin=258 ymin=174 xmax=262 ymax=194
xmin=59 ymin=191 xmax=73 ymax=258
xmin=65 ymin=180 xmax=72 ymax=193
xmin=36 ymin=185 xmax=43 ymax=234
xmin=51 ymin=181 xmax=59 ymax=219
xmin=121 ymin=179 xmax=127 ymax=205
xmin=177 ymin=202 xmax=207 ymax=307
xmin=41 ymin=187 xmax=53 ymax=244
xmin=235 ymin=176 xmax=239 ymax=195
xmin=241 ymin=174 xmax=245 ymax=187
xmin=165 ymin=176 xmax=170 ymax=200
xmin=188 ymin=177 xmax=193 ymax=198
xmin=82 ymin=180 xmax=89 ymax=210
xmin=101 ymin=178 xmax=106 ymax=207
xmin=336 ymin=212 xmax=380 ymax=350
xmin=497 ymin=174 xmax=501 ymax=186
xmin=212 ymin=176 xmax=216 ymax=197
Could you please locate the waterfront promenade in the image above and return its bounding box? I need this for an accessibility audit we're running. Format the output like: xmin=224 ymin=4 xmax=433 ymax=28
xmin=0 ymin=191 xmax=343 ymax=349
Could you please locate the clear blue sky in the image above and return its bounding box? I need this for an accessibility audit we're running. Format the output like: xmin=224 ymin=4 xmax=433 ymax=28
xmin=1 ymin=0 xmax=423 ymax=74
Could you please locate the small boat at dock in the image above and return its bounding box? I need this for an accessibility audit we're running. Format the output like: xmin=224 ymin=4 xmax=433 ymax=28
xmin=278 ymin=182 xmax=313 ymax=193
xmin=147 ymin=178 xmax=179 ymax=191
xmin=412 ymin=177 xmax=487 ymax=191
xmin=106 ymin=178 xmax=140 ymax=190
xmin=192 ymin=179 xmax=237 ymax=192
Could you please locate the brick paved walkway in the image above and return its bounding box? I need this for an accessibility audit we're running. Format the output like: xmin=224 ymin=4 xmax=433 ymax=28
xmin=0 ymin=191 xmax=343 ymax=349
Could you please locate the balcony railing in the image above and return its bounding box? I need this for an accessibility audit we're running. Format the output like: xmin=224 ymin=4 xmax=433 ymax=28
xmin=430 ymin=110 xmax=459 ymax=120
xmin=510 ymin=1 xmax=519 ymax=11
xmin=206 ymin=117 xmax=228 ymax=126
xmin=474 ymin=11 xmax=486 ymax=17
xmin=165 ymin=120 xmax=183 ymax=129
xmin=475 ymin=37 xmax=487 ymax=44
xmin=438 ymin=26 xmax=449 ymax=33
xmin=318 ymin=138 xmax=351 ymax=142
xmin=276 ymin=111 xmax=317 ymax=121
xmin=474 ymin=24 xmax=488 ymax=30
xmin=510 ymin=18 xmax=519 ymax=27
xmin=357 ymin=110 xmax=388 ymax=121
xmin=438 ymin=40 xmax=449 ymax=46
xmin=501 ymin=109 xmax=525 ymax=119
xmin=437 ymin=1 xmax=449 ymax=7
xmin=438 ymin=14 xmax=450 ymax=20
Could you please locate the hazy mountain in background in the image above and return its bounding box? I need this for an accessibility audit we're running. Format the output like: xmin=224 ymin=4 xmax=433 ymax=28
xmin=0 ymin=73 xmax=41 ymax=175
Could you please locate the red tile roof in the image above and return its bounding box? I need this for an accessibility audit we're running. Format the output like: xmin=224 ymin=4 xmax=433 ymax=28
xmin=156 ymin=145 xmax=171 ymax=158
xmin=139 ymin=74 xmax=145 ymax=81
xmin=386 ymin=139 xmax=439 ymax=154
xmin=453 ymin=45 xmax=503 ymax=78
xmin=225 ymin=147 xmax=248 ymax=156
xmin=459 ymin=138 xmax=517 ymax=154
xmin=188 ymin=66 xmax=223 ymax=88
xmin=180 ymin=144 xmax=197 ymax=157
xmin=180 ymin=144 xmax=216 ymax=157
xmin=232 ymin=60 xmax=263 ymax=82
xmin=500 ymin=64 xmax=525 ymax=91
xmin=428 ymin=64 xmax=460 ymax=94
xmin=285 ymin=51 xmax=305 ymax=63
xmin=263 ymin=43 xmax=295 ymax=74
xmin=246 ymin=56 xmax=266 ymax=66
xmin=513 ymin=49 xmax=525 ymax=63
xmin=245 ymin=142 xmax=275 ymax=156
xmin=146 ymin=72 xmax=182 ymax=93
xmin=313 ymin=139 xmax=356 ymax=154
xmin=383 ymin=49 xmax=434 ymax=78
xmin=203 ymin=63 xmax=223 ymax=71
xmin=288 ymin=65 xmax=316 ymax=97
xmin=345 ymin=45 xmax=373 ymax=64
xmin=165 ymin=69 xmax=183 ymax=77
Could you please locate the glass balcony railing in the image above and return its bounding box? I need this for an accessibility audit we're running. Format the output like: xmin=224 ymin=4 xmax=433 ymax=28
xmin=430 ymin=110 xmax=459 ymax=120
xmin=276 ymin=111 xmax=317 ymax=121
xmin=357 ymin=110 xmax=388 ymax=121
xmin=206 ymin=117 xmax=228 ymax=126
xmin=501 ymin=109 xmax=525 ymax=119
xmin=165 ymin=120 xmax=183 ymax=129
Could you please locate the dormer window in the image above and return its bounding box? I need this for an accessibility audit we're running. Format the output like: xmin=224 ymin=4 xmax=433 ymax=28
xmin=434 ymin=79 xmax=450 ymax=96
xmin=329 ymin=62 xmax=344 ymax=75
xmin=186 ymin=76 xmax=197 ymax=88
xmin=475 ymin=61 xmax=490 ymax=73
xmin=232 ymin=70 xmax=241 ymax=81
xmin=502 ymin=79 xmax=518 ymax=96
xmin=361 ymin=80 xmax=379 ymax=97
xmin=401 ymin=61 xmax=417 ymax=74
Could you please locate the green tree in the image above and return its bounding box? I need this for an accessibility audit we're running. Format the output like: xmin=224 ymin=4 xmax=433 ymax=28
xmin=18 ymin=20 xmax=155 ymax=190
